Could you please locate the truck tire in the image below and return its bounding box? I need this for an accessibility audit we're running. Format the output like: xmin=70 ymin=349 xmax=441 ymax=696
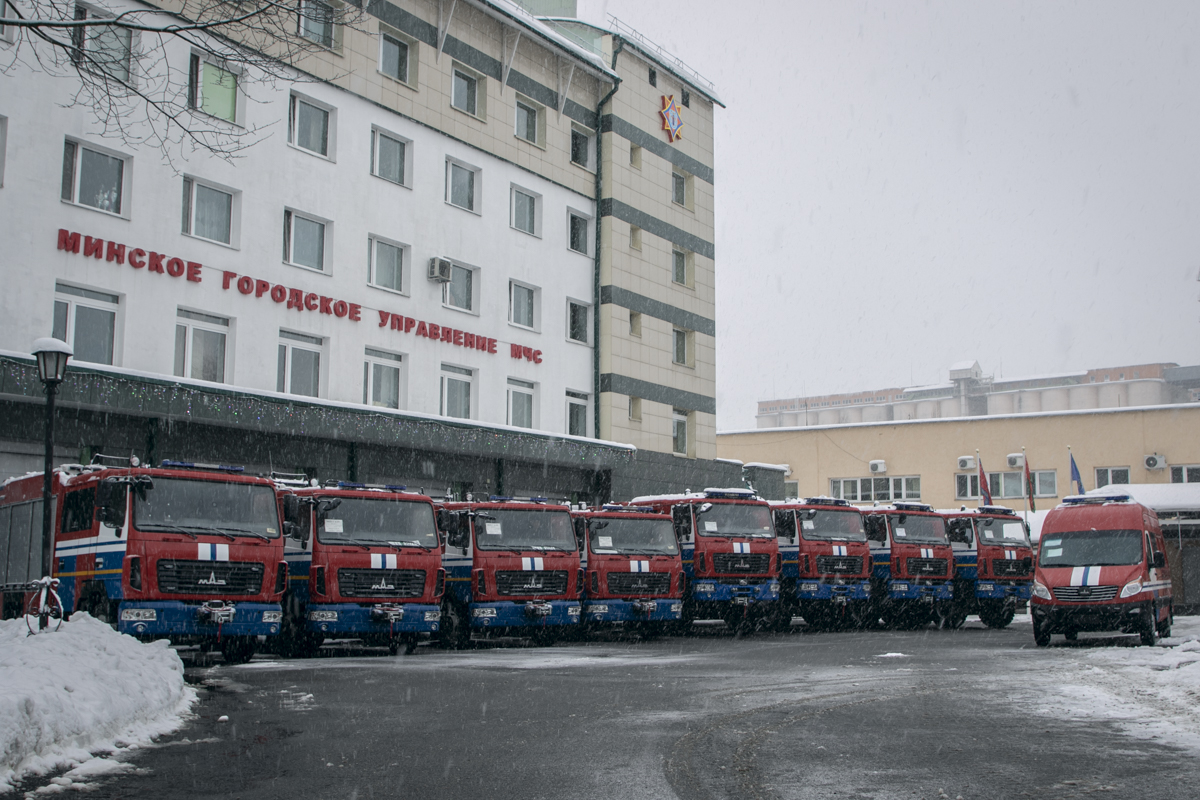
xmin=76 ymin=584 xmax=117 ymax=628
xmin=221 ymin=636 xmax=256 ymax=664
xmin=979 ymin=600 xmax=1016 ymax=630
xmin=438 ymin=601 xmax=471 ymax=650
xmin=1033 ymin=618 xmax=1050 ymax=647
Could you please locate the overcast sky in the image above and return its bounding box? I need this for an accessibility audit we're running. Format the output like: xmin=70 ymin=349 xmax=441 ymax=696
xmin=577 ymin=0 xmax=1200 ymax=430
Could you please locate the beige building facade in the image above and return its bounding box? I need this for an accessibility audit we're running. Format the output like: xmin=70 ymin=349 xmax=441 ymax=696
xmin=718 ymin=404 xmax=1200 ymax=509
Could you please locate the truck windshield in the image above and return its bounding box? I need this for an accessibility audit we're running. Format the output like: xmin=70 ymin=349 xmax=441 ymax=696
xmin=977 ymin=518 xmax=1030 ymax=547
xmin=475 ymin=508 xmax=575 ymax=551
xmin=889 ymin=515 xmax=947 ymax=544
xmin=317 ymin=497 xmax=438 ymax=548
xmin=1039 ymin=530 xmax=1142 ymax=567
xmin=696 ymin=503 xmax=774 ymax=538
xmin=590 ymin=518 xmax=678 ymax=555
xmin=800 ymin=509 xmax=866 ymax=541
xmin=134 ymin=477 xmax=279 ymax=538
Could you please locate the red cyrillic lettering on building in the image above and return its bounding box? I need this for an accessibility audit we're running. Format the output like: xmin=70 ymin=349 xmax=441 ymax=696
xmin=255 ymin=279 xmax=270 ymax=298
xmin=237 ymin=276 xmax=254 ymax=294
xmin=167 ymin=258 xmax=186 ymax=278
xmin=304 ymin=293 xmax=319 ymax=311
xmin=441 ymin=326 xmax=453 ymax=343
xmin=511 ymin=343 xmax=523 ymax=359
xmin=464 ymin=333 xmax=476 ymax=349
xmin=288 ymin=289 xmax=305 ymax=309
xmin=129 ymin=249 xmax=147 ymax=269
xmin=270 ymin=285 xmax=287 ymax=303
xmin=522 ymin=346 xmax=534 ymax=361
xmin=333 ymin=300 xmax=349 ymax=318
xmin=390 ymin=315 xmax=404 ymax=331
xmin=187 ymin=262 xmax=203 ymax=283
xmin=404 ymin=317 xmax=416 ymax=333
xmin=222 ymin=271 xmax=238 ymax=289
xmin=476 ymin=334 xmax=489 ymax=351
xmin=348 ymin=304 xmax=361 ymax=322
xmin=487 ymin=338 xmax=498 ymax=354
xmin=147 ymin=252 xmax=166 ymax=274
xmin=105 ymin=241 xmax=126 ymax=265
xmin=83 ymin=236 xmax=104 ymax=259
xmin=378 ymin=310 xmax=391 ymax=328
xmin=319 ymin=296 xmax=333 ymax=315
xmin=453 ymin=329 xmax=464 ymax=346
xmin=415 ymin=321 xmax=428 ymax=338
xmin=57 ymin=230 xmax=81 ymax=253
xmin=532 ymin=350 xmax=543 ymax=364
xmin=428 ymin=324 xmax=440 ymax=340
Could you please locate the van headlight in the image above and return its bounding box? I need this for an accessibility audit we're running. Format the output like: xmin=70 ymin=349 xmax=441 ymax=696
xmin=1120 ymin=580 xmax=1143 ymax=598
xmin=1032 ymin=580 xmax=1052 ymax=600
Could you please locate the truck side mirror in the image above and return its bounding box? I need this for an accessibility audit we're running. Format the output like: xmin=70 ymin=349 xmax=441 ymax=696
xmin=437 ymin=508 xmax=454 ymax=532
xmin=283 ymin=520 xmax=298 ymax=539
xmin=94 ymin=479 xmax=127 ymax=530
xmin=281 ymin=495 xmax=302 ymax=525
xmin=1153 ymin=551 xmax=1165 ymax=570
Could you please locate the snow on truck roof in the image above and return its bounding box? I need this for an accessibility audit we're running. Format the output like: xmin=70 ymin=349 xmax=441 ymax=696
xmin=629 ymin=488 xmax=761 ymax=504
xmin=1087 ymin=483 xmax=1200 ymax=513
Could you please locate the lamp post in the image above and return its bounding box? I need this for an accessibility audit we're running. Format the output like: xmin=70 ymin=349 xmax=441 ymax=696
xmin=32 ymin=338 xmax=72 ymax=576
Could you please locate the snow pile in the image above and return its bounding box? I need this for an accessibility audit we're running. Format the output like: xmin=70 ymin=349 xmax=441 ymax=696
xmin=0 ymin=613 xmax=196 ymax=792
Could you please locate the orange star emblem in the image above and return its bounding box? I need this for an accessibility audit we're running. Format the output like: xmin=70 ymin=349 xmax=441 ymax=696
xmin=660 ymin=95 xmax=684 ymax=142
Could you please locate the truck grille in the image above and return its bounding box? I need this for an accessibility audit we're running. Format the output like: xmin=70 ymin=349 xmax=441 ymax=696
xmin=992 ymin=559 xmax=1030 ymax=577
xmin=906 ymin=558 xmax=949 ymax=577
xmin=816 ymin=555 xmax=865 ymax=575
xmin=607 ymin=572 xmax=671 ymax=596
xmin=495 ymin=570 xmax=569 ymax=596
xmin=1052 ymin=585 xmax=1119 ymax=603
xmin=156 ymin=560 xmax=264 ymax=596
xmin=337 ymin=568 xmax=425 ymax=598
xmin=712 ymin=553 xmax=770 ymax=574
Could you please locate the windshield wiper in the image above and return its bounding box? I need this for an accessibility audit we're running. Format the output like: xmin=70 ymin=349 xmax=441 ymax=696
xmin=139 ymin=523 xmax=200 ymax=540
xmin=219 ymin=526 xmax=271 ymax=541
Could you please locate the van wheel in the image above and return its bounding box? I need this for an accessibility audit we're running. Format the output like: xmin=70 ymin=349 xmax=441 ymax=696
xmin=1140 ymin=612 xmax=1159 ymax=647
xmin=1033 ymin=619 xmax=1050 ymax=647
xmin=1159 ymin=606 xmax=1173 ymax=639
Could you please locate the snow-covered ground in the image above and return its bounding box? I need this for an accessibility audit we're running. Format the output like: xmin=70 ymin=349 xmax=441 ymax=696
xmin=0 ymin=613 xmax=196 ymax=794
xmin=1018 ymin=615 xmax=1200 ymax=754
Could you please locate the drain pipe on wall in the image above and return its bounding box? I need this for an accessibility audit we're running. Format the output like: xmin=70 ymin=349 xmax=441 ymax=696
xmin=592 ymin=39 xmax=624 ymax=440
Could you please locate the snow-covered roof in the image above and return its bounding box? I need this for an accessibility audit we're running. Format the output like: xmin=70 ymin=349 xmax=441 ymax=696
xmin=481 ymin=0 xmax=618 ymax=80
xmin=744 ymin=462 xmax=789 ymax=473
xmin=1087 ymin=483 xmax=1200 ymax=513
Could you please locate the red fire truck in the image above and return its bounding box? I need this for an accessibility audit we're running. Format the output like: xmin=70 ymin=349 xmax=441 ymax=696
xmin=630 ymin=489 xmax=779 ymax=632
xmin=572 ymin=505 xmax=682 ymax=634
xmin=277 ymin=481 xmax=445 ymax=656
xmin=771 ymin=498 xmax=871 ymax=630
xmin=943 ymin=505 xmax=1034 ymax=629
xmin=1032 ymin=493 xmax=1173 ymax=646
xmin=0 ymin=456 xmax=286 ymax=663
xmin=437 ymin=498 xmax=581 ymax=647
xmin=863 ymin=502 xmax=955 ymax=629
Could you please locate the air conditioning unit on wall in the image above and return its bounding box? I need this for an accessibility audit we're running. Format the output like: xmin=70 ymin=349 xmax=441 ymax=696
xmin=1007 ymin=453 xmax=1024 ymax=469
xmin=1145 ymin=454 xmax=1168 ymax=470
xmin=957 ymin=456 xmax=976 ymax=471
xmin=869 ymin=460 xmax=886 ymax=474
xmin=428 ymin=257 xmax=452 ymax=282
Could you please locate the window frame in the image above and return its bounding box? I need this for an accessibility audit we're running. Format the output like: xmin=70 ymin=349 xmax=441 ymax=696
xmin=672 ymin=408 xmax=691 ymax=457
xmin=1095 ymin=467 xmax=1131 ymax=489
xmin=672 ymin=248 xmax=695 ymax=288
xmin=181 ymin=175 xmax=239 ymax=247
xmin=671 ymin=168 xmax=695 ymax=210
xmin=1171 ymin=465 xmax=1200 ymax=484
xmin=506 ymin=377 xmax=536 ymax=429
xmin=298 ymin=0 xmax=338 ymax=50
xmin=60 ymin=138 xmax=131 ymax=218
xmin=570 ymin=123 xmax=595 ymax=171
xmin=628 ymin=396 xmax=642 ymax=422
xmin=450 ymin=62 xmax=486 ymax=120
xmin=188 ymin=53 xmax=242 ymax=125
xmin=508 ymin=279 xmax=539 ymax=331
xmin=446 ymin=157 xmax=481 ymax=214
xmin=52 ymin=282 xmax=121 ymax=367
xmin=628 ymin=311 xmax=642 ymax=338
xmin=672 ymin=327 xmax=694 ymax=368
xmin=831 ymin=476 xmax=922 ymax=502
xmin=363 ymin=346 xmax=405 ymax=410
xmin=566 ymin=299 xmax=590 ymax=345
xmin=370 ymin=126 xmax=412 ymax=188
xmin=513 ymin=94 xmax=546 ymax=147
xmin=510 ymin=184 xmax=541 ymax=237
xmin=283 ymin=208 xmax=332 ymax=273
xmin=367 ymin=234 xmax=409 ymax=295
xmin=566 ymin=390 xmax=589 ymax=437
xmin=377 ymin=25 xmax=418 ymax=88
xmin=442 ymin=262 xmax=479 ymax=315
xmin=439 ymin=363 xmax=475 ymax=419
xmin=174 ymin=308 xmax=231 ymax=384
xmin=288 ymin=92 xmax=336 ymax=160
xmin=277 ymin=329 xmax=324 ymax=398
xmin=72 ymin=3 xmax=134 ymax=83
xmin=567 ymin=209 xmax=591 ymax=255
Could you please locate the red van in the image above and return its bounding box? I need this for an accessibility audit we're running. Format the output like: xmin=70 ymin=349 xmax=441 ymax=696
xmin=1032 ymin=494 xmax=1173 ymax=646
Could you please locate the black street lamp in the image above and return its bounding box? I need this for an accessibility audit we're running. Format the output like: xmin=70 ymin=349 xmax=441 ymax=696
xmin=32 ymin=338 xmax=72 ymax=575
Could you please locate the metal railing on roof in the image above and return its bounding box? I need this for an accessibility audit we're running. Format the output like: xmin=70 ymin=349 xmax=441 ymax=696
xmin=606 ymin=14 xmax=718 ymax=98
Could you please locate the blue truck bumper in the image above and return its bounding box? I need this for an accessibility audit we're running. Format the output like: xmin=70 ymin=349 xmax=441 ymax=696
xmin=797 ymin=580 xmax=871 ymax=601
xmin=304 ymin=602 xmax=441 ymax=634
xmin=469 ymin=600 xmax=581 ymax=628
xmin=118 ymin=601 xmax=282 ymax=637
xmin=888 ymin=581 xmax=952 ymax=601
xmin=975 ymin=582 xmax=1032 ymax=601
xmin=583 ymin=598 xmax=683 ymax=623
xmin=690 ymin=580 xmax=780 ymax=605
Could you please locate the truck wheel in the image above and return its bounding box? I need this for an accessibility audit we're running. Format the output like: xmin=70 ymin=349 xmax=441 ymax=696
xmin=979 ymin=601 xmax=1016 ymax=630
xmin=1063 ymin=630 xmax=1078 ymax=641
xmin=438 ymin=601 xmax=471 ymax=650
xmin=220 ymin=636 xmax=256 ymax=664
xmin=76 ymin=584 xmax=117 ymax=628
xmin=1033 ymin=619 xmax=1051 ymax=647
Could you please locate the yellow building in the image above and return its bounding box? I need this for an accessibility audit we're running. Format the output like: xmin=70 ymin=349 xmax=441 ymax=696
xmin=718 ymin=404 xmax=1200 ymax=509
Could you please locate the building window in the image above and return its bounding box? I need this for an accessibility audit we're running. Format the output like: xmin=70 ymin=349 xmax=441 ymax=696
xmin=61 ymin=140 xmax=127 ymax=215
xmin=363 ymin=347 xmax=403 ymax=409
xmin=1171 ymin=466 xmax=1200 ymax=484
xmin=283 ymin=209 xmax=327 ymax=271
xmin=446 ymin=159 xmax=479 ymax=212
xmin=672 ymin=168 xmax=694 ymax=209
xmin=379 ymin=32 xmax=410 ymax=83
xmin=514 ymin=97 xmax=544 ymax=145
xmin=443 ymin=263 xmax=475 ymax=312
xmin=629 ymin=225 xmax=642 ymax=250
xmin=188 ymin=55 xmax=239 ymax=123
xmin=299 ymin=0 xmax=335 ymax=48
xmin=509 ymin=281 xmax=537 ymax=329
xmin=959 ymin=470 xmax=1057 ymax=500
xmin=1095 ymin=467 xmax=1130 ymax=489
xmin=174 ymin=309 xmax=228 ymax=383
xmin=507 ymin=378 xmax=535 ymax=428
xmin=672 ymin=328 xmax=693 ymax=367
xmin=648 ymin=67 xmax=656 ymax=86
xmin=629 ymin=311 xmax=642 ymax=337
xmin=672 ymin=408 xmax=689 ymax=456
xmin=567 ymin=301 xmax=589 ymax=344
xmin=451 ymin=64 xmax=485 ymax=119
xmin=831 ymin=477 xmax=922 ymax=502
xmin=277 ymin=330 xmax=322 ymax=397
xmin=672 ymin=249 xmax=693 ymax=286
xmin=288 ymin=94 xmax=332 ymax=157
xmin=566 ymin=391 xmax=588 ymax=437
xmin=368 ymin=237 xmax=405 ymax=293
xmin=629 ymin=144 xmax=642 ymax=170
xmin=52 ymin=283 xmax=118 ymax=366
xmin=570 ymin=124 xmax=594 ymax=169
xmin=72 ymin=5 xmax=132 ymax=82
xmin=628 ymin=396 xmax=642 ymax=421
xmin=371 ymin=128 xmax=409 ymax=186
xmin=440 ymin=364 xmax=473 ymax=419
xmin=784 ymin=480 xmax=798 ymax=499
xmin=182 ymin=177 xmax=236 ymax=246
xmin=511 ymin=186 xmax=539 ymax=236
xmin=682 ymin=89 xmax=690 ymax=108
xmin=568 ymin=211 xmax=590 ymax=254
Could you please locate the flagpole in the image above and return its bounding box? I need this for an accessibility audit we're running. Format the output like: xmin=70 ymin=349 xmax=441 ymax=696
xmin=1022 ymin=446 xmax=1029 ymax=526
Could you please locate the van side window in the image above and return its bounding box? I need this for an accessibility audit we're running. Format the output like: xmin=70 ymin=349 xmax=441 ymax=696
xmin=62 ymin=488 xmax=97 ymax=533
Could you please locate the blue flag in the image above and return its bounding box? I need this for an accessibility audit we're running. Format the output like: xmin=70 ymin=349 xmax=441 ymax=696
xmin=1070 ymin=452 xmax=1085 ymax=495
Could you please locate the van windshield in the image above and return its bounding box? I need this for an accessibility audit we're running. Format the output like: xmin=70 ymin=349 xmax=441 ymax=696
xmin=474 ymin=508 xmax=575 ymax=551
xmin=589 ymin=517 xmax=678 ymax=555
xmin=977 ymin=518 xmax=1030 ymax=547
xmin=799 ymin=509 xmax=866 ymax=542
xmin=317 ymin=497 xmax=438 ymax=548
xmin=695 ymin=503 xmax=774 ymax=538
xmin=889 ymin=515 xmax=947 ymax=544
xmin=1039 ymin=530 xmax=1142 ymax=567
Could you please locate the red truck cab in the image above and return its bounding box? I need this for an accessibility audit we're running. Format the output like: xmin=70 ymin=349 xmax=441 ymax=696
xmin=863 ymin=502 xmax=955 ymax=629
xmin=1032 ymin=493 xmax=1173 ymax=646
xmin=772 ymin=498 xmax=871 ymax=630
xmin=943 ymin=506 xmax=1034 ymax=629
xmin=572 ymin=506 xmax=683 ymax=634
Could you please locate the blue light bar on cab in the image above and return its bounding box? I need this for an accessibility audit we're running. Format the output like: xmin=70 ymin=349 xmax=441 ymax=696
xmin=804 ymin=497 xmax=850 ymax=507
xmin=1063 ymin=494 xmax=1133 ymax=505
xmin=892 ymin=501 xmax=934 ymax=513
xmin=489 ymin=495 xmax=513 ymax=502
xmin=978 ymin=505 xmax=1017 ymax=516
xmin=703 ymin=488 xmax=756 ymax=499
xmin=161 ymin=459 xmax=245 ymax=473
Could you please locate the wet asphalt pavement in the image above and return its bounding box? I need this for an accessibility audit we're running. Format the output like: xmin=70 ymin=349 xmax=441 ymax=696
xmin=22 ymin=620 xmax=1200 ymax=800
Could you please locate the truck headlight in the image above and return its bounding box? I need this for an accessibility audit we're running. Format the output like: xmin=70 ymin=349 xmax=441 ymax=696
xmin=1032 ymin=580 xmax=1052 ymax=600
xmin=120 ymin=608 xmax=157 ymax=622
xmin=694 ymin=582 xmax=716 ymax=593
xmin=1120 ymin=580 xmax=1143 ymax=598
xmin=424 ymin=610 xmax=441 ymax=621
xmin=307 ymin=610 xmax=338 ymax=622
xmin=262 ymin=611 xmax=283 ymax=623
xmin=472 ymin=607 xmax=497 ymax=618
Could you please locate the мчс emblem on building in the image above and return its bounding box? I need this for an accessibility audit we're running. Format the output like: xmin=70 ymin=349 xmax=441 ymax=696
xmin=660 ymin=95 xmax=684 ymax=142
